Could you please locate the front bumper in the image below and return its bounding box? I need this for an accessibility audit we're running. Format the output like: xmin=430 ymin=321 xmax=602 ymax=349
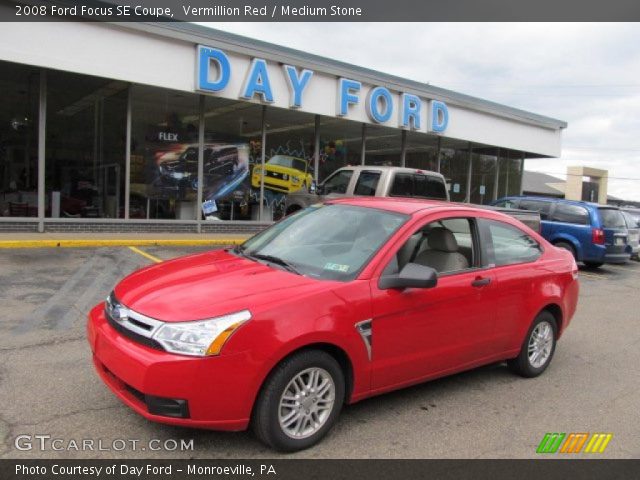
xmin=87 ymin=304 xmax=254 ymax=431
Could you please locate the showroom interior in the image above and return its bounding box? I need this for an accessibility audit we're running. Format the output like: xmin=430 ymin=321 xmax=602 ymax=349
xmin=0 ymin=20 xmax=566 ymax=233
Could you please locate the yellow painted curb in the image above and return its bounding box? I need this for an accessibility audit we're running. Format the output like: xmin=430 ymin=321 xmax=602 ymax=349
xmin=0 ymin=238 xmax=249 ymax=249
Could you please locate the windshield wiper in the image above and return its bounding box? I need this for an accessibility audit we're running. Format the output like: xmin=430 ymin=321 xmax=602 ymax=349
xmin=249 ymin=253 xmax=302 ymax=275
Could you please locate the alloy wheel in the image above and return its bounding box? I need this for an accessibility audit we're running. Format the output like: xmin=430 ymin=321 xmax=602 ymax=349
xmin=278 ymin=367 xmax=335 ymax=439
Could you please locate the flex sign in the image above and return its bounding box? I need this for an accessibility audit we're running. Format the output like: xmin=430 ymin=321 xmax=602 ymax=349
xmin=196 ymin=45 xmax=449 ymax=133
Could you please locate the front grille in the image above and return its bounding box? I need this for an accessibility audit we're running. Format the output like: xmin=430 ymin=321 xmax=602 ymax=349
xmin=266 ymin=171 xmax=286 ymax=180
xmin=106 ymin=312 xmax=164 ymax=351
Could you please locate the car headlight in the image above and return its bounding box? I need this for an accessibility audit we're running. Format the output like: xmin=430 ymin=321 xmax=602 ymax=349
xmin=152 ymin=310 xmax=251 ymax=357
xmin=291 ymin=176 xmax=300 ymax=184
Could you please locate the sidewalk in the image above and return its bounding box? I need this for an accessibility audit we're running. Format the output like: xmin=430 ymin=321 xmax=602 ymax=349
xmin=0 ymin=232 xmax=252 ymax=248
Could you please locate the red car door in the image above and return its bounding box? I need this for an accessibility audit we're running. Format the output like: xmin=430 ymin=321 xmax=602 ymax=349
xmin=367 ymin=215 xmax=501 ymax=393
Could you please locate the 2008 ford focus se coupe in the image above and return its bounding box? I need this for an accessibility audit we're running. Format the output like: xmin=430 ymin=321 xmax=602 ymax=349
xmin=87 ymin=198 xmax=579 ymax=451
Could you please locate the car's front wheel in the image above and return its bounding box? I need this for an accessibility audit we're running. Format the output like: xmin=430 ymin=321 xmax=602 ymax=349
xmin=508 ymin=311 xmax=557 ymax=378
xmin=252 ymin=350 xmax=345 ymax=452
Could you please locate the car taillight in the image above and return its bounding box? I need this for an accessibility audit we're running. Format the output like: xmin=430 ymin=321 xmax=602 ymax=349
xmin=592 ymin=228 xmax=605 ymax=245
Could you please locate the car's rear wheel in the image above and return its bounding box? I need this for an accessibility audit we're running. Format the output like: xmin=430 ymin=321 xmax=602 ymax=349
xmin=554 ymin=241 xmax=576 ymax=260
xmin=252 ymin=350 xmax=345 ymax=452
xmin=508 ymin=311 xmax=557 ymax=378
xmin=584 ymin=261 xmax=604 ymax=268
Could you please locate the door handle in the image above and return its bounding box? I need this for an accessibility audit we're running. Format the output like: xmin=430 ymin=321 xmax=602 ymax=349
xmin=471 ymin=277 xmax=491 ymax=287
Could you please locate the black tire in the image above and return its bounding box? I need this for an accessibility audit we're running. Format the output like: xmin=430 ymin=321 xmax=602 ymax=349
xmin=285 ymin=206 xmax=302 ymax=217
xmin=584 ymin=261 xmax=603 ymax=268
xmin=554 ymin=241 xmax=576 ymax=260
xmin=252 ymin=350 xmax=345 ymax=452
xmin=508 ymin=311 xmax=557 ymax=378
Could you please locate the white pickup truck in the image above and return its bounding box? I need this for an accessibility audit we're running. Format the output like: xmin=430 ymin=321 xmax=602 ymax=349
xmin=284 ymin=165 xmax=449 ymax=215
xmin=284 ymin=165 xmax=541 ymax=231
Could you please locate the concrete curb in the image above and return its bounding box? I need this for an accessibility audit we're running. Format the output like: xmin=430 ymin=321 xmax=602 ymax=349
xmin=0 ymin=238 xmax=249 ymax=248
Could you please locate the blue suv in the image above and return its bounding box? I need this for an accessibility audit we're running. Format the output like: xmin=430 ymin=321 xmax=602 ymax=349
xmin=492 ymin=196 xmax=630 ymax=267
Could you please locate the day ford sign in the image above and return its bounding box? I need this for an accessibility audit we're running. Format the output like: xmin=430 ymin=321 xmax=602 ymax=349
xmin=196 ymin=45 xmax=449 ymax=133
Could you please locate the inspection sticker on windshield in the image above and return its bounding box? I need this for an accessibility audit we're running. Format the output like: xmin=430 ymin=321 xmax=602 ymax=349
xmin=324 ymin=262 xmax=350 ymax=273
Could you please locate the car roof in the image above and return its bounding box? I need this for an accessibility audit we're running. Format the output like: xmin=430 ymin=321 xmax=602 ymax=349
xmin=337 ymin=165 xmax=445 ymax=178
xmin=328 ymin=197 xmax=484 ymax=215
xmin=499 ymin=195 xmax=616 ymax=209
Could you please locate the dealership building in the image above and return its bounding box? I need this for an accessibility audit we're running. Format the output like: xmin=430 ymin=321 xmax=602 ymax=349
xmin=0 ymin=18 xmax=567 ymax=233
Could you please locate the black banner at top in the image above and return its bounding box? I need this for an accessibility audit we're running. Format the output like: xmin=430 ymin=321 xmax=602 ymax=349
xmin=3 ymin=0 xmax=640 ymax=21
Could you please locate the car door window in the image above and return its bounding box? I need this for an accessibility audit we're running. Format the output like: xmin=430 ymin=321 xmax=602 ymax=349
xmin=485 ymin=220 xmax=542 ymax=266
xmin=384 ymin=217 xmax=477 ymax=275
xmin=322 ymin=169 xmax=353 ymax=194
xmin=550 ymin=204 xmax=590 ymax=225
xmin=353 ymin=170 xmax=381 ymax=196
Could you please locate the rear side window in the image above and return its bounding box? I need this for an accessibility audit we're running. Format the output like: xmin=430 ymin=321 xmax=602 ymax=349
xmin=518 ymin=199 xmax=552 ymax=220
xmin=353 ymin=170 xmax=381 ymax=196
xmin=485 ymin=220 xmax=542 ymax=266
xmin=599 ymin=208 xmax=626 ymax=229
xmin=551 ymin=204 xmax=590 ymax=225
xmin=390 ymin=173 xmax=447 ymax=200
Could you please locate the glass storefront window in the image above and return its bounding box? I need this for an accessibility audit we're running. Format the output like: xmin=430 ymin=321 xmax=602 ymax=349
xmin=202 ymin=97 xmax=264 ymax=221
xmin=365 ymin=124 xmax=402 ymax=166
xmin=317 ymin=117 xmax=363 ymax=182
xmin=405 ymin=131 xmax=439 ymax=172
xmin=0 ymin=61 xmax=39 ymax=217
xmin=439 ymin=141 xmax=470 ymax=203
xmin=130 ymin=85 xmax=199 ymax=220
xmin=46 ymin=70 xmax=127 ymax=218
xmin=469 ymin=149 xmax=498 ymax=205
xmin=261 ymin=108 xmax=316 ymax=220
xmin=498 ymin=151 xmax=524 ymax=198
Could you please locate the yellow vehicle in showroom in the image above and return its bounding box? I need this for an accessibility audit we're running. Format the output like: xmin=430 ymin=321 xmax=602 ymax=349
xmin=251 ymin=155 xmax=313 ymax=194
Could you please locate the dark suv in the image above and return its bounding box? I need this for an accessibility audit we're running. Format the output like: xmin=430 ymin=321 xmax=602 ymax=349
xmin=492 ymin=196 xmax=630 ymax=267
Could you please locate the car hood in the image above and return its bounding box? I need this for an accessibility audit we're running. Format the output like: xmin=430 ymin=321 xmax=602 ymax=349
xmin=114 ymin=249 xmax=323 ymax=322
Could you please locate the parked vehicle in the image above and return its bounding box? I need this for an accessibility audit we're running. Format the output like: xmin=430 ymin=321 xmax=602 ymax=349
xmin=620 ymin=209 xmax=640 ymax=260
xmin=251 ymin=155 xmax=314 ymax=194
xmin=88 ymin=198 xmax=579 ymax=451
xmin=493 ymin=196 xmax=630 ymax=267
xmin=284 ymin=165 xmax=449 ymax=215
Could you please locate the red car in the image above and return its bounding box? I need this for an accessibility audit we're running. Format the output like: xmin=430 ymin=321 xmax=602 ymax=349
xmin=87 ymin=198 xmax=579 ymax=451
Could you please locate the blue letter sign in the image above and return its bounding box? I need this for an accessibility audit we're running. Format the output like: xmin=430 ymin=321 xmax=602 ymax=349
xmin=241 ymin=58 xmax=274 ymax=103
xmin=337 ymin=78 xmax=361 ymax=116
xmin=197 ymin=46 xmax=231 ymax=92
xmin=401 ymin=93 xmax=422 ymax=130
xmin=366 ymin=86 xmax=393 ymax=123
xmin=431 ymin=100 xmax=449 ymax=133
xmin=283 ymin=65 xmax=314 ymax=108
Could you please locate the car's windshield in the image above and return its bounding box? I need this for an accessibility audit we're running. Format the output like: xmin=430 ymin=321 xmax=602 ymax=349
xmin=239 ymin=204 xmax=408 ymax=281
xmin=268 ymin=155 xmax=307 ymax=172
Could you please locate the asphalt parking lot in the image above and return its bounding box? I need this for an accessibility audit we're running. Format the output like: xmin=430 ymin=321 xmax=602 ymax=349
xmin=0 ymin=245 xmax=638 ymax=459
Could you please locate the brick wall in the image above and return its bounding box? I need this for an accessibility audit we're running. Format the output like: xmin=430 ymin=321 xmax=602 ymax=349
xmin=0 ymin=219 xmax=271 ymax=234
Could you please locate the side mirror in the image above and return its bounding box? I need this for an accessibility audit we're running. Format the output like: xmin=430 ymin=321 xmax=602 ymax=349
xmin=309 ymin=180 xmax=317 ymax=194
xmin=379 ymin=263 xmax=438 ymax=290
